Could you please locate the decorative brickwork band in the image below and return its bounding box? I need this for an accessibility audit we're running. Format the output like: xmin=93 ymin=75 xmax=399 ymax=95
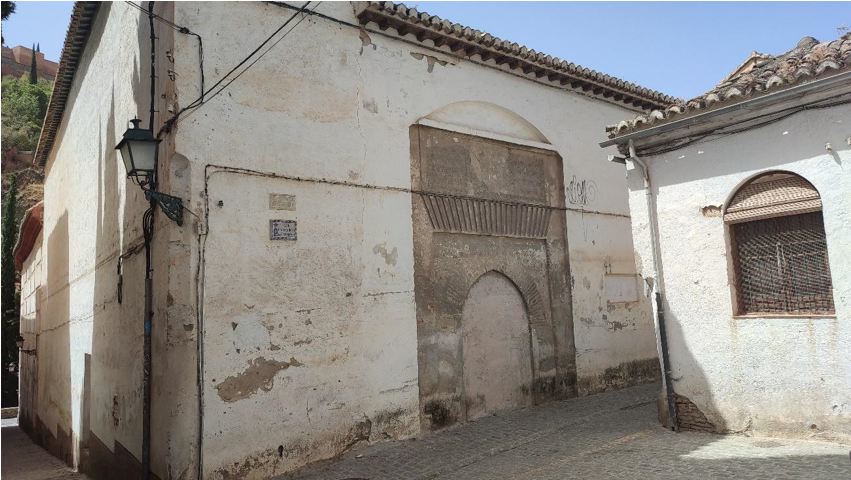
xmin=419 ymin=193 xmax=552 ymax=238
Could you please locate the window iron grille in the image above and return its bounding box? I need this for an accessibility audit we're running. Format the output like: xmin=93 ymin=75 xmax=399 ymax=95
xmin=732 ymin=212 xmax=834 ymax=315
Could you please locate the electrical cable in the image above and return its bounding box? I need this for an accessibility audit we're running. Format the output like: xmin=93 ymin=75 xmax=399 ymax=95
xmin=642 ymin=96 xmax=851 ymax=156
xmin=172 ymin=1 xmax=321 ymax=129
xmin=158 ymin=1 xmax=313 ymax=137
xmin=125 ymin=1 xmax=205 ymax=101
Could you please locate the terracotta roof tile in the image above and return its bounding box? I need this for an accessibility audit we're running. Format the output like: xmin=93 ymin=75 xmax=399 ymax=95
xmin=356 ymin=1 xmax=677 ymax=110
xmin=606 ymin=34 xmax=851 ymax=138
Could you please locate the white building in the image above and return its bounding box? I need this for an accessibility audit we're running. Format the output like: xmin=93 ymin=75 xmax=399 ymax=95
xmin=603 ymin=34 xmax=851 ymax=442
xmin=21 ymin=2 xmax=674 ymax=478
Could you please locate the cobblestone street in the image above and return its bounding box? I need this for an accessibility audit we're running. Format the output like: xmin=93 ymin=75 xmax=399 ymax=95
xmin=285 ymin=383 xmax=850 ymax=480
xmin=1 ymin=420 xmax=89 ymax=480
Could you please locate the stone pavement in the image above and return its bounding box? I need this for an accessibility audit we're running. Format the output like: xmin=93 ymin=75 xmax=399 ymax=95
xmin=284 ymin=383 xmax=851 ymax=480
xmin=1 ymin=421 xmax=89 ymax=480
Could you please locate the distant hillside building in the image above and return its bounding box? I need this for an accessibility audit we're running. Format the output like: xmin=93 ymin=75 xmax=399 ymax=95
xmin=1 ymin=45 xmax=58 ymax=81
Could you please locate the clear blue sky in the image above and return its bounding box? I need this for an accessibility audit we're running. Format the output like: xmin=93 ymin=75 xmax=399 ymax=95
xmin=2 ymin=2 xmax=848 ymax=99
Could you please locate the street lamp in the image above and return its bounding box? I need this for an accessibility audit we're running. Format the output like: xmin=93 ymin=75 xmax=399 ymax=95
xmin=115 ymin=119 xmax=183 ymax=226
xmin=15 ymin=335 xmax=36 ymax=356
xmin=116 ymin=118 xmax=160 ymax=184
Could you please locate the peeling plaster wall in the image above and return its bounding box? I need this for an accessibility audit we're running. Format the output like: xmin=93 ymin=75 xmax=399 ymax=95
xmin=626 ymin=105 xmax=851 ymax=442
xmin=200 ymin=172 xmax=419 ymax=479
xmin=170 ymin=2 xmax=657 ymax=477
xmin=32 ymin=3 xmax=197 ymax=479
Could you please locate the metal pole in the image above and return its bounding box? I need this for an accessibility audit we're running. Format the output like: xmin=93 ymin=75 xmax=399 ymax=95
xmin=148 ymin=1 xmax=156 ymax=132
xmin=142 ymin=4 xmax=157 ymax=478
xmin=142 ymin=275 xmax=153 ymax=479
xmin=142 ymin=4 xmax=158 ymax=477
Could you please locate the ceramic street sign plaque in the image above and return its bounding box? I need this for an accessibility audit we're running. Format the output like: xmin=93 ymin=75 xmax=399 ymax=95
xmin=270 ymin=219 xmax=297 ymax=240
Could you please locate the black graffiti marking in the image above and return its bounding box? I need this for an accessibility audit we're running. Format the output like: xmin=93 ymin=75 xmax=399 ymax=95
xmin=567 ymin=175 xmax=598 ymax=206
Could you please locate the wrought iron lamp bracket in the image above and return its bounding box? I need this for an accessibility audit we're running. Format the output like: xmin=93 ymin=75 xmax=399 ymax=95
xmin=145 ymin=190 xmax=184 ymax=226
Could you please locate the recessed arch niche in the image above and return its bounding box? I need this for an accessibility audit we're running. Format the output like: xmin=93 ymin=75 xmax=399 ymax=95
xmin=410 ymin=102 xmax=575 ymax=431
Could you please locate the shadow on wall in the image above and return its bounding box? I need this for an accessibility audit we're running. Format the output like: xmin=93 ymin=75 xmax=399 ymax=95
xmin=638 ymin=162 xmax=733 ymax=436
xmin=85 ymin=25 xmax=155 ymax=479
xmin=24 ymin=2 xmax=161 ymax=477
xmin=632 ymin=139 xmax=850 ymax=440
xmin=31 ymin=211 xmax=73 ymax=465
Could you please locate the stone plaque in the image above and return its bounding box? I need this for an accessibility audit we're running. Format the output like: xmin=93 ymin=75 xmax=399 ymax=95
xmin=270 ymin=220 xmax=297 ymax=240
xmin=269 ymin=193 xmax=296 ymax=211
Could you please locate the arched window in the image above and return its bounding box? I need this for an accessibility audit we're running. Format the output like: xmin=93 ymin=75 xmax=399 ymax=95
xmin=725 ymin=172 xmax=834 ymax=316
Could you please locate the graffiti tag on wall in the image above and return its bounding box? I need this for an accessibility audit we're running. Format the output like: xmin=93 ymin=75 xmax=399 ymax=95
xmin=566 ymin=175 xmax=598 ymax=206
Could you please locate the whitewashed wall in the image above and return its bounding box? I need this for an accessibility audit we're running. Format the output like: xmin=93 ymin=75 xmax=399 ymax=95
xmin=34 ymin=3 xmax=196 ymax=478
xmin=171 ymin=3 xmax=657 ymax=477
xmin=626 ymin=104 xmax=851 ymax=442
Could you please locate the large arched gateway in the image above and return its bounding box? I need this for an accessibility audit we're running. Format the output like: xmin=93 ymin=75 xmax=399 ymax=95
xmin=410 ymin=102 xmax=576 ymax=430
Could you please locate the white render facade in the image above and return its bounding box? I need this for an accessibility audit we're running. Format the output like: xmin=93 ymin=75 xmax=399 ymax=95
xmin=607 ymin=55 xmax=851 ymax=441
xmin=23 ymin=2 xmax=673 ymax=479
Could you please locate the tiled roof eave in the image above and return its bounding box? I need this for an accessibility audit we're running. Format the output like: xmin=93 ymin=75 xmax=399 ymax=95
xmin=356 ymin=2 xmax=677 ymax=110
xmin=33 ymin=2 xmax=100 ymax=168
xmin=600 ymin=68 xmax=851 ymax=149
xmin=606 ymin=33 xmax=851 ymax=140
xmin=13 ymin=202 xmax=44 ymax=272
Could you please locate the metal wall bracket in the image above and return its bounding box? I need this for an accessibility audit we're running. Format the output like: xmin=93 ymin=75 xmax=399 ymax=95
xmin=145 ymin=190 xmax=184 ymax=226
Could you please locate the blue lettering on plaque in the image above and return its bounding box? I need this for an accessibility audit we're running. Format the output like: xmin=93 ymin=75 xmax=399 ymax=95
xmin=270 ymin=219 xmax=297 ymax=240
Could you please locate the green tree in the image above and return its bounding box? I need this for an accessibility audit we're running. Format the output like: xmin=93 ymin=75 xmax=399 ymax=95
xmin=1 ymin=174 xmax=20 ymax=407
xmin=29 ymin=43 xmax=38 ymax=84
xmin=1 ymin=1 xmax=14 ymax=20
xmin=1 ymin=1 xmax=15 ymax=44
xmin=1 ymin=76 xmax=53 ymax=152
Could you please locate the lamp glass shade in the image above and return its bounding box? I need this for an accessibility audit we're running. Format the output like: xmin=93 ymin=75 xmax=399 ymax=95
xmin=126 ymin=139 xmax=158 ymax=173
xmin=15 ymin=335 xmax=24 ymax=349
xmin=120 ymin=142 xmax=134 ymax=175
xmin=116 ymin=118 xmax=160 ymax=178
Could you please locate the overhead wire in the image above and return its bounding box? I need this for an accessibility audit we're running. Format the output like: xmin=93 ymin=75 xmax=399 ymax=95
xmin=641 ymin=96 xmax=851 ymax=156
xmin=173 ymin=1 xmax=321 ymax=128
xmin=158 ymin=1 xmax=316 ymax=137
xmin=125 ymin=1 xmax=205 ymax=102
